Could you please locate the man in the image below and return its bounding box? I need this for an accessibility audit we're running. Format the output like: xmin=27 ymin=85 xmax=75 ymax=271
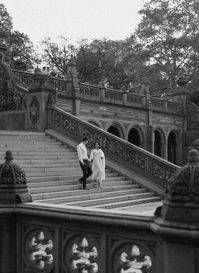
xmin=77 ymin=137 xmax=92 ymax=190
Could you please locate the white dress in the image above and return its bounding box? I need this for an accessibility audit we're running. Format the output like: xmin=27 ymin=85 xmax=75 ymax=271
xmin=90 ymin=148 xmax=105 ymax=185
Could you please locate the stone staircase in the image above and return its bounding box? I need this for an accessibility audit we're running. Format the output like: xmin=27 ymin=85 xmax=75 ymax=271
xmin=0 ymin=131 xmax=161 ymax=209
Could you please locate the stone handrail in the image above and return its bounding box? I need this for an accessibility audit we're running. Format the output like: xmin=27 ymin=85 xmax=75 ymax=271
xmin=48 ymin=106 xmax=179 ymax=189
xmin=12 ymin=69 xmax=71 ymax=94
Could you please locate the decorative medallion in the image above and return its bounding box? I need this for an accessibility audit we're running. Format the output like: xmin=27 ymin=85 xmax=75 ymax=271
xmin=71 ymin=237 xmax=98 ymax=273
xmin=120 ymin=245 xmax=152 ymax=273
xmin=25 ymin=230 xmax=54 ymax=271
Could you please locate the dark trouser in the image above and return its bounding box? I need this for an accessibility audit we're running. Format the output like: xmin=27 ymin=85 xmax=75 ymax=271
xmin=79 ymin=159 xmax=92 ymax=189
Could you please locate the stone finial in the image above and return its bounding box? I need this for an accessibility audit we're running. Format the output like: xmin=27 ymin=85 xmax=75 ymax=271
xmin=159 ymin=149 xmax=199 ymax=222
xmin=0 ymin=151 xmax=32 ymax=203
xmin=34 ymin=67 xmax=43 ymax=75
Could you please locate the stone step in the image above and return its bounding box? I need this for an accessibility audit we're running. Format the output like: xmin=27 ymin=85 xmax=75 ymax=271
xmin=21 ymin=166 xmax=82 ymax=172
xmin=34 ymin=188 xmax=145 ymax=202
xmin=13 ymin=154 xmax=77 ymax=159
xmin=0 ymin=141 xmax=65 ymax=145
xmin=27 ymin=171 xmax=117 ymax=182
xmin=14 ymin=158 xmax=78 ymax=163
xmin=55 ymin=192 xmax=155 ymax=206
xmin=30 ymin=183 xmax=137 ymax=193
xmin=93 ymin=196 xmax=162 ymax=209
xmin=29 ymin=178 xmax=133 ymax=189
xmin=1 ymin=147 xmax=71 ymax=152
xmin=18 ymin=161 xmax=79 ymax=168
xmin=0 ymin=149 xmax=75 ymax=154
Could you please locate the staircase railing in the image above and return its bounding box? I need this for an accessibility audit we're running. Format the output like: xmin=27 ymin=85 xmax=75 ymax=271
xmin=48 ymin=106 xmax=179 ymax=191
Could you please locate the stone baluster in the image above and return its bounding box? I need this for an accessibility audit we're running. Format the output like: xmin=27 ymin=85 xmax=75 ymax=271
xmin=99 ymin=87 xmax=105 ymax=102
xmin=122 ymin=91 xmax=127 ymax=105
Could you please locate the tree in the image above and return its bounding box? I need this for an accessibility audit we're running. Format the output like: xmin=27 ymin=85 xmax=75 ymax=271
xmin=0 ymin=4 xmax=35 ymax=71
xmin=41 ymin=37 xmax=78 ymax=75
xmin=0 ymin=3 xmax=12 ymax=35
xmin=77 ymin=38 xmax=128 ymax=88
xmin=135 ymin=0 xmax=199 ymax=91
xmin=9 ymin=31 xmax=35 ymax=71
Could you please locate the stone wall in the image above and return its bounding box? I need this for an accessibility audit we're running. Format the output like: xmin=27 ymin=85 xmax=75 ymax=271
xmin=0 ymin=110 xmax=26 ymax=130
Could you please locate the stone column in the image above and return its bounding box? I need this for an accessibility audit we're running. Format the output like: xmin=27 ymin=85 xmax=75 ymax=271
xmin=25 ymin=69 xmax=56 ymax=131
xmin=151 ymin=149 xmax=199 ymax=273
xmin=66 ymin=58 xmax=81 ymax=116
xmin=0 ymin=151 xmax=32 ymax=273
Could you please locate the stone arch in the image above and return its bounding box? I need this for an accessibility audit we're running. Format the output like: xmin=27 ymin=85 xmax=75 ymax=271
xmin=167 ymin=130 xmax=180 ymax=164
xmin=88 ymin=120 xmax=101 ymax=128
xmin=107 ymin=123 xmax=124 ymax=139
xmin=154 ymin=128 xmax=166 ymax=158
xmin=127 ymin=126 xmax=144 ymax=147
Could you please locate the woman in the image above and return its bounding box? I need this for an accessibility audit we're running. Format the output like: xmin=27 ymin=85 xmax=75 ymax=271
xmin=90 ymin=142 xmax=105 ymax=188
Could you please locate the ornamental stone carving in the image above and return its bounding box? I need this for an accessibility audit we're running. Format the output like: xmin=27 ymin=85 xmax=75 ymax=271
xmin=0 ymin=151 xmax=32 ymax=203
xmin=0 ymin=150 xmax=27 ymax=184
xmin=159 ymin=149 xmax=199 ymax=223
xmin=26 ymin=230 xmax=54 ymax=272
xmin=166 ymin=149 xmax=199 ymax=202
xmin=71 ymin=237 xmax=98 ymax=273
xmin=29 ymin=95 xmax=40 ymax=129
xmin=120 ymin=245 xmax=152 ymax=273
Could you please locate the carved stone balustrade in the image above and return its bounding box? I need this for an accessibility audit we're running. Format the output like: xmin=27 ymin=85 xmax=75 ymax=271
xmin=48 ymin=106 xmax=179 ymax=191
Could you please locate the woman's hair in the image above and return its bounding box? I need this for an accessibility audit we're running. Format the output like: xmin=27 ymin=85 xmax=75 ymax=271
xmin=94 ymin=141 xmax=100 ymax=148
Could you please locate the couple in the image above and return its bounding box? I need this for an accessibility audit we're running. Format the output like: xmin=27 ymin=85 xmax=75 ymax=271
xmin=77 ymin=137 xmax=105 ymax=190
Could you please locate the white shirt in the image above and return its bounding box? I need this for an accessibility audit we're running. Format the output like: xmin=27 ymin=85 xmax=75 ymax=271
xmin=77 ymin=142 xmax=88 ymax=163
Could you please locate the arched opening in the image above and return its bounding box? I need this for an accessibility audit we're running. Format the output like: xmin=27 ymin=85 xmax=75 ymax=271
xmin=107 ymin=126 xmax=121 ymax=138
xmin=168 ymin=132 xmax=177 ymax=164
xmin=154 ymin=130 xmax=162 ymax=157
xmin=88 ymin=121 xmax=100 ymax=127
xmin=128 ymin=128 xmax=141 ymax=146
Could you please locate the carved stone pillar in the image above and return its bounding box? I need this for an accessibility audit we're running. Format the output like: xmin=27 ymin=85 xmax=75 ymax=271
xmin=0 ymin=151 xmax=32 ymax=273
xmin=26 ymin=71 xmax=56 ymax=131
xmin=151 ymin=149 xmax=199 ymax=273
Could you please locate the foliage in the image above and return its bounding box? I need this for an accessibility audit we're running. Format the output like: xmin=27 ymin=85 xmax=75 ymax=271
xmin=0 ymin=3 xmax=12 ymax=35
xmin=0 ymin=4 xmax=35 ymax=71
xmin=41 ymin=37 xmax=78 ymax=75
xmin=9 ymin=31 xmax=34 ymax=71
xmin=135 ymin=0 xmax=199 ymax=91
